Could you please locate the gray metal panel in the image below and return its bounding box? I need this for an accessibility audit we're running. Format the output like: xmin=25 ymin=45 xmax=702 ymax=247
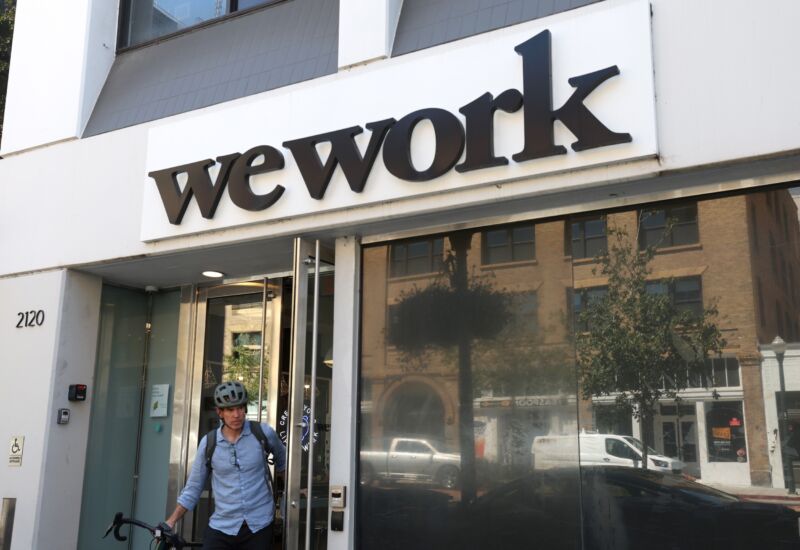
xmin=393 ymin=0 xmax=603 ymax=56
xmin=84 ymin=0 xmax=338 ymax=137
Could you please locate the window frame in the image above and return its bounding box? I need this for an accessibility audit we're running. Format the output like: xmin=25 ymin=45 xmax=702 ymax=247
xmin=388 ymin=236 xmax=445 ymax=278
xmin=566 ymin=215 xmax=607 ymax=259
xmin=638 ymin=202 xmax=699 ymax=250
xmin=117 ymin=0 xmax=287 ymax=52
xmin=481 ymin=222 xmax=536 ymax=265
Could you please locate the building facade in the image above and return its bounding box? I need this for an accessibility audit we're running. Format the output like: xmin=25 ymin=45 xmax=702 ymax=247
xmin=2 ymin=1 xmax=800 ymax=549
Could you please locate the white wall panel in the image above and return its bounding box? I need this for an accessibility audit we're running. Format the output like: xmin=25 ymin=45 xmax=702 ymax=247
xmin=651 ymin=0 xmax=800 ymax=169
xmin=339 ymin=0 xmax=403 ymax=68
xmin=0 ymin=270 xmax=101 ymax=550
xmin=1 ymin=0 xmax=117 ymax=155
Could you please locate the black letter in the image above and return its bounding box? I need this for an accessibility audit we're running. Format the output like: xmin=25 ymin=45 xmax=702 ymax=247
xmin=512 ymin=30 xmax=631 ymax=163
xmin=456 ymin=89 xmax=523 ymax=173
xmin=383 ymin=108 xmax=465 ymax=181
xmin=282 ymin=119 xmax=395 ymax=200
xmin=148 ymin=153 xmax=239 ymax=225
xmin=228 ymin=145 xmax=285 ymax=211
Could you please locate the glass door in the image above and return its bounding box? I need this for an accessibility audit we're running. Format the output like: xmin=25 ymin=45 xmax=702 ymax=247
xmin=186 ymin=279 xmax=281 ymax=540
xmin=178 ymin=239 xmax=334 ymax=550
xmin=284 ymin=239 xmax=334 ymax=550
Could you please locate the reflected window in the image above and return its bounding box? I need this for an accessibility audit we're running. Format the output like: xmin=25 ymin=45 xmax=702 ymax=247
xmin=567 ymin=215 xmax=606 ymax=259
xmin=119 ymin=0 xmax=283 ymax=48
xmin=639 ymin=203 xmax=699 ymax=249
xmin=645 ymin=277 xmax=703 ymax=317
xmin=606 ymin=438 xmax=638 ymax=460
xmin=389 ymin=237 xmax=444 ymax=277
xmin=481 ymin=223 xmax=535 ymax=264
xmin=706 ymin=401 xmax=747 ymax=462
xmin=570 ymin=286 xmax=608 ymax=331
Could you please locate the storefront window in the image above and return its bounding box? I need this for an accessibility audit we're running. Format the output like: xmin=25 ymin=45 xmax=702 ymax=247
xmin=706 ymin=401 xmax=747 ymax=462
xmin=360 ymin=186 xmax=800 ymax=548
xmin=360 ymin=226 xmax=579 ymax=549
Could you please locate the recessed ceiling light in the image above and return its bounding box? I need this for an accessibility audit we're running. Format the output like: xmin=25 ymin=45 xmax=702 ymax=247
xmin=202 ymin=270 xmax=225 ymax=278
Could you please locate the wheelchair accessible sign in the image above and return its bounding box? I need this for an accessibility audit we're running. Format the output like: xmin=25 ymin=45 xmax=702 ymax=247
xmin=8 ymin=436 xmax=24 ymax=466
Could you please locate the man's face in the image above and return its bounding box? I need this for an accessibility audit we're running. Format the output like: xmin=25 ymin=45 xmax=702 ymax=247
xmin=218 ymin=405 xmax=246 ymax=429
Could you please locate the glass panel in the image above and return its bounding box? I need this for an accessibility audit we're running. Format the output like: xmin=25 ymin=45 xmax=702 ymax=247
xmin=299 ymin=271 xmax=334 ymax=550
xmin=78 ymin=286 xmax=147 ymax=549
xmin=360 ymin=225 xmax=579 ymax=549
xmin=78 ymin=287 xmax=181 ymax=549
xmin=662 ymin=422 xmax=678 ymax=458
xmin=120 ymin=0 xmax=278 ymax=48
xmin=726 ymin=358 xmax=740 ymax=387
xmin=192 ymin=291 xmax=266 ymax=539
xmin=511 ymin=225 xmax=534 ymax=243
xmin=487 ymin=245 xmax=511 ymax=264
xmin=512 ymin=242 xmax=534 ymax=261
xmin=706 ymin=402 xmax=746 ymax=463
xmin=131 ymin=291 xmax=181 ymax=549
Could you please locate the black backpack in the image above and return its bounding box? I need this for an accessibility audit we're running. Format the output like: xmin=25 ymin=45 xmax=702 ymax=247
xmin=204 ymin=420 xmax=276 ymax=498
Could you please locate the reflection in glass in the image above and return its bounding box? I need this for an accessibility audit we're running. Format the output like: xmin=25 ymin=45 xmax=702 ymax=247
xmin=360 ymin=223 xmax=580 ymax=549
xmin=119 ymin=0 xmax=279 ymax=48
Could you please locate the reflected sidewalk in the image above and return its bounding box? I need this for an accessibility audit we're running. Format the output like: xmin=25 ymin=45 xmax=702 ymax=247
xmin=704 ymin=482 xmax=800 ymax=509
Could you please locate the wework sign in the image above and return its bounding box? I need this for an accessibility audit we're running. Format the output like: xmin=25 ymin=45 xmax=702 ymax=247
xmin=141 ymin=1 xmax=656 ymax=240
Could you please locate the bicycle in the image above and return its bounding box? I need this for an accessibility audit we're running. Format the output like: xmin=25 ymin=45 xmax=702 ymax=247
xmin=104 ymin=512 xmax=202 ymax=549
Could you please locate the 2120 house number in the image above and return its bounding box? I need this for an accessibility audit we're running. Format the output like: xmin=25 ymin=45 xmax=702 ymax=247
xmin=16 ymin=310 xmax=45 ymax=328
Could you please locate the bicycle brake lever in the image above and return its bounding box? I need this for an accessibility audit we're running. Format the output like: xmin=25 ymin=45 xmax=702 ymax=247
xmin=113 ymin=520 xmax=128 ymax=542
xmin=103 ymin=513 xmax=123 ymax=539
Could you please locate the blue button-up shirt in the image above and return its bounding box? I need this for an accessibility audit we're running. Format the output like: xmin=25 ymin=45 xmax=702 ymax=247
xmin=178 ymin=421 xmax=286 ymax=536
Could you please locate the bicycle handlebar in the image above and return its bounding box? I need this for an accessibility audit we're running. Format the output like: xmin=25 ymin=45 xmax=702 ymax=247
xmin=103 ymin=513 xmax=201 ymax=548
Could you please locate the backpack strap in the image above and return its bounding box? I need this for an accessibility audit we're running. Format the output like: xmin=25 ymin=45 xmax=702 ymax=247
xmin=204 ymin=429 xmax=218 ymax=473
xmin=249 ymin=421 xmax=276 ymax=497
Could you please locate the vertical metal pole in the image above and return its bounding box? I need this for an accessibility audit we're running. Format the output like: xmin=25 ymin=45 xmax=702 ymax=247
xmin=257 ymin=278 xmax=268 ymax=423
xmin=286 ymin=239 xmax=311 ymax=550
xmin=129 ymin=291 xmax=155 ymax=550
xmin=0 ymin=498 xmax=16 ymax=550
xmin=778 ymin=350 xmax=797 ymax=494
xmin=305 ymin=241 xmax=321 ymax=550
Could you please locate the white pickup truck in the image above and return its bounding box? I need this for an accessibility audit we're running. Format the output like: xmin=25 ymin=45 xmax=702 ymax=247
xmin=360 ymin=437 xmax=461 ymax=488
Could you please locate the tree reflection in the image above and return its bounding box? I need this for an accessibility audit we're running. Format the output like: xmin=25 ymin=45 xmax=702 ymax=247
xmin=576 ymin=224 xmax=726 ymax=467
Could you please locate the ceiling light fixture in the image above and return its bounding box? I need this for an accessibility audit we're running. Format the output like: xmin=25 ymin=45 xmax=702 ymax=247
xmin=202 ymin=270 xmax=225 ymax=278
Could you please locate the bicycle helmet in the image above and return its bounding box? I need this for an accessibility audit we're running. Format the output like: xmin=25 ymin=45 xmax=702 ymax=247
xmin=214 ymin=381 xmax=248 ymax=408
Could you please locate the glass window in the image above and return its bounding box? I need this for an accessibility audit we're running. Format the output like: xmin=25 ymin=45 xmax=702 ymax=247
xmin=481 ymin=223 xmax=535 ymax=264
xmin=639 ymin=203 xmax=699 ymax=249
xmin=360 ymin=224 xmax=579 ymax=549
xmin=389 ymin=237 xmax=444 ymax=277
xmin=645 ymin=277 xmax=703 ymax=317
xmin=119 ymin=0 xmax=282 ymax=49
xmin=567 ymin=215 xmax=607 ymax=259
xmin=570 ymin=286 xmax=607 ymax=331
xmin=706 ymin=401 xmax=747 ymax=462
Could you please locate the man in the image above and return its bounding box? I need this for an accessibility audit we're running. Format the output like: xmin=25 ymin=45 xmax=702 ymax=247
xmin=165 ymin=380 xmax=286 ymax=549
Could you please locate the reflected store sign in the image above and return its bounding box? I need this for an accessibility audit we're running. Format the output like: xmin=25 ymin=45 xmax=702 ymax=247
xmin=141 ymin=1 xmax=656 ymax=240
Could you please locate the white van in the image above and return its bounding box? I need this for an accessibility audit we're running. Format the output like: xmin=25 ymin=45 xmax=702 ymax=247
xmin=532 ymin=433 xmax=684 ymax=474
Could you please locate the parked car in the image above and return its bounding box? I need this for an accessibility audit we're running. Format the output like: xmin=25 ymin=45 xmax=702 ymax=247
xmin=360 ymin=437 xmax=461 ymax=488
xmin=463 ymin=467 xmax=800 ymax=550
xmin=532 ymin=433 xmax=685 ymax=473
